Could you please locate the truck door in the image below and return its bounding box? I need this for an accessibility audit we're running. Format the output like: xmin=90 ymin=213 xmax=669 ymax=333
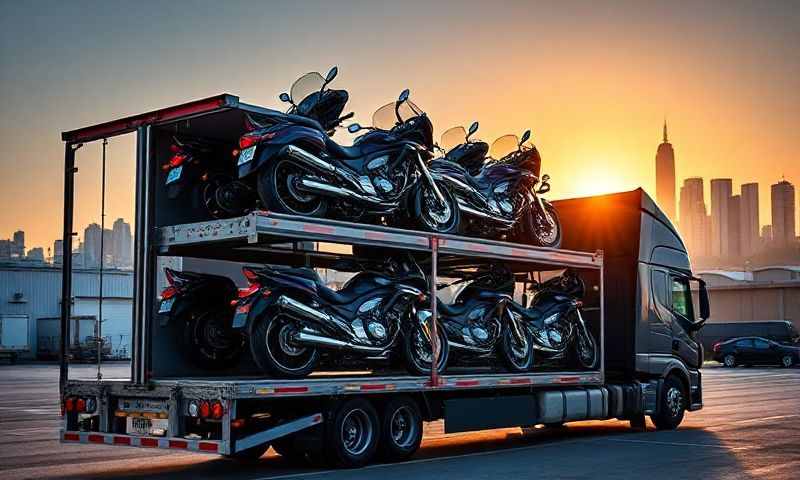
xmin=668 ymin=275 xmax=702 ymax=368
xmin=648 ymin=269 xmax=674 ymax=354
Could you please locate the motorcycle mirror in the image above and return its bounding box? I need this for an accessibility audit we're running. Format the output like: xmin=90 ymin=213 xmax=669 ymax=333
xmin=347 ymin=123 xmax=363 ymax=133
xmin=398 ymin=89 xmax=410 ymax=103
xmin=519 ymin=129 xmax=531 ymax=146
xmin=279 ymin=92 xmax=291 ymax=103
xmin=325 ymin=66 xmax=339 ymax=84
xmin=467 ymin=121 xmax=479 ymax=140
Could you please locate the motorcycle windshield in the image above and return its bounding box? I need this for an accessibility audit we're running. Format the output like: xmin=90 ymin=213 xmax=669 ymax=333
xmin=440 ymin=126 xmax=467 ymax=151
xmin=490 ymin=134 xmax=519 ymax=160
xmin=290 ymin=72 xmax=326 ymax=105
xmin=372 ymin=100 xmax=423 ymax=131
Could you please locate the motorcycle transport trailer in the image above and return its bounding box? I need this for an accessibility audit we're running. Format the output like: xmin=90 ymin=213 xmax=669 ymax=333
xmin=58 ymin=94 xmax=705 ymax=467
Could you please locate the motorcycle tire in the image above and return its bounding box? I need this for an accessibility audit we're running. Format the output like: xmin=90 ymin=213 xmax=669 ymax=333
xmin=258 ymin=158 xmax=328 ymax=217
xmin=521 ymin=203 xmax=562 ymax=249
xmin=181 ymin=307 xmax=244 ymax=370
xmin=413 ymin=180 xmax=461 ymax=234
xmin=500 ymin=325 xmax=536 ymax=372
xmin=403 ymin=323 xmax=449 ymax=376
xmin=571 ymin=328 xmax=599 ymax=370
xmin=250 ymin=313 xmax=319 ymax=379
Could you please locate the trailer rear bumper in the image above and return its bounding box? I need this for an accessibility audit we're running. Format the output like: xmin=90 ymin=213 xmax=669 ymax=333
xmin=60 ymin=430 xmax=227 ymax=454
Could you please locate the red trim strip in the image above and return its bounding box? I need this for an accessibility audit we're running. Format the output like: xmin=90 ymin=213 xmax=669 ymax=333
xmin=508 ymin=377 xmax=532 ymax=385
xmin=63 ymin=432 xmax=80 ymax=441
xmin=140 ymin=437 xmax=158 ymax=448
xmin=455 ymin=380 xmax=480 ymax=387
xmin=113 ymin=436 xmax=131 ymax=445
xmin=198 ymin=442 xmax=219 ymax=452
xmin=88 ymin=434 xmax=105 ymax=444
xmin=364 ymin=231 xmax=388 ymax=240
xmin=274 ymin=386 xmax=309 ymax=394
xmin=169 ymin=440 xmax=188 ymax=449
xmin=360 ymin=384 xmax=387 ymax=391
xmin=303 ymin=224 xmax=336 ymax=235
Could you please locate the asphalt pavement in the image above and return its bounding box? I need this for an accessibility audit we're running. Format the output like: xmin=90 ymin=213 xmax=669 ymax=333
xmin=1 ymin=362 xmax=798 ymax=480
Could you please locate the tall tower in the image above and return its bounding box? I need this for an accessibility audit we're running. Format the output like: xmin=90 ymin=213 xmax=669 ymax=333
xmin=655 ymin=121 xmax=676 ymax=221
xmin=771 ymin=180 xmax=796 ymax=247
xmin=679 ymin=177 xmax=709 ymax=257
xmin=739 ymin=183 xmax=759 ymax=256
xmin=710 ymin=178 xmax=733 ymax=257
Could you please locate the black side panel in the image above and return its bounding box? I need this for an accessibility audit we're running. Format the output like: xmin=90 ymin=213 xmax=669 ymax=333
xmin=444 ymin=396 xmax=537 ymax=433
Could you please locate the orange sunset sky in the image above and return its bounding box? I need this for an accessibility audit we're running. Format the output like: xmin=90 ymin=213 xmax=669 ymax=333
xmin=0 ymin=0 xmax=798 ymax=252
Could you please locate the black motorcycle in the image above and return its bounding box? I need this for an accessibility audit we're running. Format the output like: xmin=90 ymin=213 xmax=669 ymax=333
xmin=429 ymin=124 xmax=562 ymax=247
xmin=231 ymin=257 xmax=449 ymax=378
xmin=435 ymin=264 xmax=536 ymax=372
xmin=509 ymin=269 xmax=598 ymax=369
xmin=235 ymin=73 xmax=460 ymax=233
xmin=157 ymin=268 xmax=244 ymax=369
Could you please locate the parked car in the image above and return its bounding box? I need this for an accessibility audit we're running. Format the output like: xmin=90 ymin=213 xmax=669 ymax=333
xmin=712 ymin=336 xmax=800 ymax=368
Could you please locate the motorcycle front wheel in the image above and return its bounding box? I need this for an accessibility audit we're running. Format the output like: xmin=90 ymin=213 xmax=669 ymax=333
xmin=250 ymin=313 xmax=319 ymax=378
xmin=403 ymin=323 xmax=449 ymax=376
xmin=413 ymin=180 xmax=460 ymax=234
xmin=182 ymin=307 xmax=244 ymax=370
xmin=572 ymin=327 xmax=599 ymax=370
xmin=500 ymin=325 xmax=535 ymax=372
xmin=520 ymin=202 xmax=562 ymax=249
xmin=258 ymin=159 xmax=328 ymax=217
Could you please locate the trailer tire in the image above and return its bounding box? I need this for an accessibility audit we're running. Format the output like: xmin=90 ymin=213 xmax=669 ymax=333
xmin=224 ymin=443 xmax=269 ymax=463
xmin=324 ymin=398 xmax=380 ymax=468
xmin=378 ymin=396 xmax=423 ymax=462
xmin=651 ymin=375 xmax=686 ymax=430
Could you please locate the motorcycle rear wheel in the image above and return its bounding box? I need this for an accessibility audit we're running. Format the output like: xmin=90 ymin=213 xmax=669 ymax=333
xmin=520 ymin=203 xmax=562 ymax=248
xmin=250 ymin=313 xmax=319 ymax=378
xmin=259 ymin=159 xmax=328 ymax=217
xmin=182 ymin=308 xmax=244 ymax=370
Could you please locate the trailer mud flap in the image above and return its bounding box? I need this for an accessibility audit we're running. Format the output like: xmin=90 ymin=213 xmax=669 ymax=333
xmin=444 ymin=396 xmax=537 ymax=434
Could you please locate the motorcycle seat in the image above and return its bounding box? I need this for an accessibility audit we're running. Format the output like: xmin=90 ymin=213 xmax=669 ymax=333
xmin=324 ymin=137 xmax=364 ymax=159
xmin=270 ymin=266 xmax=324 ymax=284
xmin=317 ymin=284 xmax=364 ymax=304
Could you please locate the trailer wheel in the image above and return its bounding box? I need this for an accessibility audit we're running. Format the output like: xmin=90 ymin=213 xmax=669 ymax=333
xmin=325 ymin=398 xmax=380 ymax=468
xmin=378 ymin=396 xmax=423 ymax=462
xmin=224 ymin=443 xmax=270 ymax=463
xmin=651 ymin=375 xmax=686 ymax=430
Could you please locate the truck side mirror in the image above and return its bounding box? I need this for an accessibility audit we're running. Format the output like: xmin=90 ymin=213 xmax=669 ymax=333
xmin=698 ymin=279 xmax=710 ymax=320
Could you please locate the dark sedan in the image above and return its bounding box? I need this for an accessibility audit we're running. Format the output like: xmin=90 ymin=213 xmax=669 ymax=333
xmin=712 ymin=336 xmax=800 ymax=368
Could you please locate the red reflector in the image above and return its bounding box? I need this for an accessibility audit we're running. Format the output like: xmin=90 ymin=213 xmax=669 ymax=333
xmin=65 ymin=398 xmax=75 ymax=412
xmin=238 ymin=284 xmax=260 ymax=298
xmin=231 ymin=419 xmax=246 ymax=429
xmin=161 ymin=286 xmax=178 ymax=300
xmin=211 ymin=401 xmax=224 ymax=420
xmin=64 ymin=432 xmax=80 ymax=441
xmin=113 ymin=436 xmax=131 ymax=445
xmin=198 ymin=442 xmax=219 ymax=452
xmin=140 ymin=438 xmax=158 ymax=447
xmin=169 ymin=154 xmax=187 ymax=168
xmin=88 ymin=434 xmax=105 ymax=444
xmin=360 ymin=384 xmax=387 ymax=391
xmin=169 ymin=440 xmax=188 ymax=449
xmin=509 ymin=377 xmax=531 ymax=385
xmin=274 ymin=386 xmax=309 ymax=394
xmin=242 ymin=267 xmax=260 ymax=284
xmin=455 ymin=380 xmax=480 ymax=387
xmin=236 ymin=303 xmax=251 ymax=315
xmin=199 ymin=401 xmax=210 ymax=418
xmin=239 ymin=135 xmax=259 ymax=149
xmin=76 ymin=398 xmax=86 ymax=413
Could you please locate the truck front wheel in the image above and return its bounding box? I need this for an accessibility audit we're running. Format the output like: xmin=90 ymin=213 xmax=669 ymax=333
xmin=651 ymin=375 xmax=686 ymax=430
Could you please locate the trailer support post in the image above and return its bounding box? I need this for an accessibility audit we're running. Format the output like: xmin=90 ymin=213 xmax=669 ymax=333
xmin=59 ymin=142 xmax=81 ymax=396
xmin=429 ymin=236 xmax=439 ymax=387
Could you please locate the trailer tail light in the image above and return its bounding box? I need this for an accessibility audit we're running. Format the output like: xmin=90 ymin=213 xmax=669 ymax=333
xmin=160 ymin=286 xmax=178 ymax=300
xmin=211 ymin=401 xmax=224 ymax=420
xmin=242 ymin=267 xmax=260 ymax=284
xmin=169 ymin=153 xmax=188 ymax=168
xmin=65 ymin=397 xmax=75 ymax=413
xmin=76 ymin=398 xmax=86 ymax=413
xmin=199 ymin=401 xmax=210 ymax=419
xmin=238 ymin=131 xmax=277 ymax=150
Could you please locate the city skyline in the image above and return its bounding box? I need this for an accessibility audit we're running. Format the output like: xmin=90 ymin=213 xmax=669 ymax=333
xmin=1 ymin=1 xmax=799 ymax=251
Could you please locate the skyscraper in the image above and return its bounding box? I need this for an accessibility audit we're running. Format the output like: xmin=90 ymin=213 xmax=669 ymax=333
xmin=11 ymin=230 xmax=25 ymax=258
xmin=728 ymin=194 xmax=741 ymax=257
xmin=771 ymin=180 xmax=796 ymax=247
xmin=739 ymin=183 xmax=759 ymax=256
xmin=53 ymin=239 xmax=64 ymax=265
xmin=84 ymin=223 xmax=102 ymax=268
xmin=655 ymin=122 xmax=676 ymax=221
xmin=112 ymin=218 xmax=133 ymax=268
xmin=679 ymin=177 xmax=709 ymax=257
xmin=710 ymin=178 xmax=732 ymax=257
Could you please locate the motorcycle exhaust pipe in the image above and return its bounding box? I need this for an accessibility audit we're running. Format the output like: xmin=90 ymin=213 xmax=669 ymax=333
xmin=297 ymin=177 xmax=385 ymax=205
xmin=294 ymin=330 xmax=386 ymax=354
xmin=282 ymin=145 xmax=336 ymax=174
xmin=276 ymin=295 xmax=331 ymax=323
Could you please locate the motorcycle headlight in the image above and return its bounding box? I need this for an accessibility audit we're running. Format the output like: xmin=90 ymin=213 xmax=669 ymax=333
xmin=543 ymin=313 xmax=559 ymax=325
